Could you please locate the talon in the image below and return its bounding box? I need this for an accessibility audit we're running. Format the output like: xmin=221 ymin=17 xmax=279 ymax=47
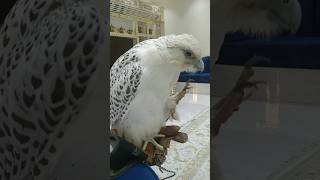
xmin=242 ymin=92 xmax=253 ymax=101
xmin=174 ymin=80 xmax=193 ymax=104
xmin=150 ymin=139 xmax=164 ymax=151
xmin=142 ymin=137 xmax=165 ymax=151
xmin=167 ymin=81 xmax=192 ymax=119
xmin=142 ymin=141 xmax=148 ymax=151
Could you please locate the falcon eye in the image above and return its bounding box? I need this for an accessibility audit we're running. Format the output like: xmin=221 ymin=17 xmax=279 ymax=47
xmin=184 ymin=50 xmax=193 ymax=57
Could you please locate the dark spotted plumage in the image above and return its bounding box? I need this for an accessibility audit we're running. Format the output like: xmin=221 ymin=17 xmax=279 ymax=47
xmin=110 ymin=49 xmax=142 ymax=126
xmin=110 ymin=34 xmax=202 ymax=149
xmin=110 ymin=37 xmax=164 ymax=127
xmin=110 ymin=36 xmax=194 ymax=128
xmin=0 ymin=0 xmax=106 ymax=179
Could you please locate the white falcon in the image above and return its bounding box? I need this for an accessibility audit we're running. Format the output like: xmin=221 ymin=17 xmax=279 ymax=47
xmin=110 ymin=34 xmax=204 ymax=149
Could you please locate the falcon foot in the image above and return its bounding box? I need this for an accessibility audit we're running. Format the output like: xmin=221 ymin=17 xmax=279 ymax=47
xmin=173 ymin=79 xmax=194 ymax=104
xmin=169 ymin=79 xmax=193 ymax=120
xmin=212 ymin=56 xmax=269 ymax=137
xmin=142 ymin=134 xmax=166 ymax=151
xmin=143 ymin=126 xmax=188 ymax=166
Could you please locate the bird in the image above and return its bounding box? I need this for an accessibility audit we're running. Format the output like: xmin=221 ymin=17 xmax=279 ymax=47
xmin=0 ymin=0 xmax=106 ymax=179
xmin=212 ymin=0 xmax=302 ymax=61
xmin=211 ymin=0 xmax=302 ymax=136
xmin=110 ymin=34 xmax=204 ymax=150
xmin=212 ymin=0 xmax=302 ymax=179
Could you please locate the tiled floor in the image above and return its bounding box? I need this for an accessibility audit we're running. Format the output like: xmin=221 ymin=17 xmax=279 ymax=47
xmin=214 ymin=99 xmax=320 ymax=180
xmin=152 ymin=86 xmax=210 ymax=179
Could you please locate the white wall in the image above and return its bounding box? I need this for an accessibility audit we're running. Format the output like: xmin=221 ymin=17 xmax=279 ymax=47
xmin=161 ymin=0 xmax=210 ymax=56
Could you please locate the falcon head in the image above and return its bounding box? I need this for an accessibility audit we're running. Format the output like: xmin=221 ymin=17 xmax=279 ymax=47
xmin=213 ymin=0 xmax=302 ymax=61
xmin=227 ymin=0 xmax=302 ymax=37
xmin=158 ymin=34 xmax=204 ymax=73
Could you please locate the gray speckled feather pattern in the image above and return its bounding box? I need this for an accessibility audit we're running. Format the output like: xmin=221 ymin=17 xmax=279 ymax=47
xmin=0 ymin=0 xmax=106 ymax=179
xmin=110 ymin=39 xmax=163 ymax=127
xmin=110 ymin=35 xmax=203 ymax=148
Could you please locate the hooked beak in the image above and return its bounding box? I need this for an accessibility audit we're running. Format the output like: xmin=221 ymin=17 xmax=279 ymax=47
xmin=194 ymin=60 xmax=204 ymax=72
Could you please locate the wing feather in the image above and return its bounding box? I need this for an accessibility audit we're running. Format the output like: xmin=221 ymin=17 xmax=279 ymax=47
xmin=110 ymin=50 xmax=142 ymax=127
xmin=0 ymin=0 xmax=106 ymax=177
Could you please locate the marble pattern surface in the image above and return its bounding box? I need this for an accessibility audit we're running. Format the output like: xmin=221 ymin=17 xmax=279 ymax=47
xmin=214 ymin=99 xmax=320 ymax=180
xmin=267 ymin=143 xmax=320 ymax=180
xmin=152 ymin=93 xmax=210 ymax=180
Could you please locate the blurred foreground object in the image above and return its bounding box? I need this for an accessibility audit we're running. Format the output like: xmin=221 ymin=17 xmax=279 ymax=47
xmin=212 ymin=56 xmax=270 ymax=137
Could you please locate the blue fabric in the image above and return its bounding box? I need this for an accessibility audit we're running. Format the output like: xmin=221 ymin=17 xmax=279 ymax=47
xmin=202 ymin=56 xmax=211 ymax=73
xmin=115 ymin=163 xmax=159 ymax=180
xmin=315 ymin=0 xmax=320 ymax=35
xmin=218 ymin=0 xmax=320 ymax=69
xmin=178 ymin=56 xmax=211 ymax=83
xmin=218 ymin=37 xmax=320 ymax=69
xmin=179 ymin=73 xmax=210 ymax=83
